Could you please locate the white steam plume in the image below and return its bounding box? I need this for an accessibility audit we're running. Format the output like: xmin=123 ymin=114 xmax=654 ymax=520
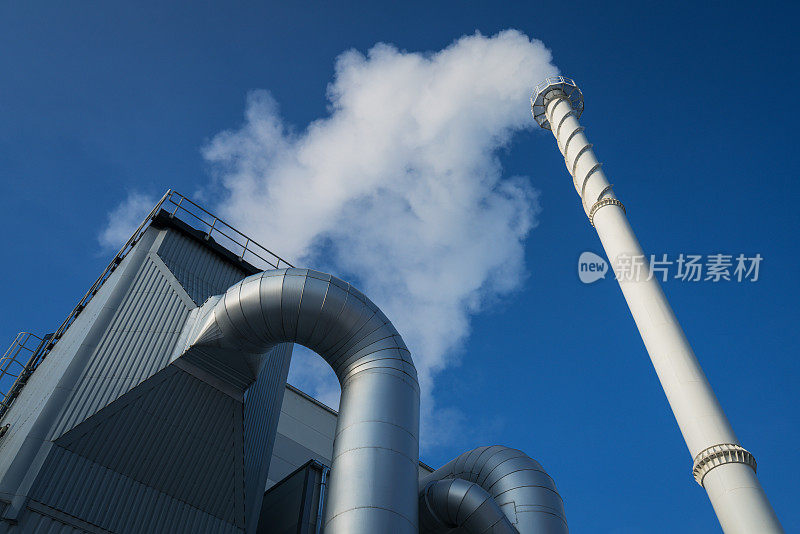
xmin=202 ymin=30 xmax=557 ymax=440
xmin=98 ymin=192 xmax=157 ymax=251
xmin=100 ymin=30 xmax=557 ymax=444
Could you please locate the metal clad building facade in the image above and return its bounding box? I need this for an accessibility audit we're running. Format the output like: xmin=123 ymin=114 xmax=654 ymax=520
xmin=1 ymin=192 xmax=574 ymax=534
xmin=0 ymin=215 xmax=293 ymax=534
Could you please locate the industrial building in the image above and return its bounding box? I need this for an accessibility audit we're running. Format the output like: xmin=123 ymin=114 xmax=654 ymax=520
xmin=0 ymin=77 xmax=783 ymax=533
xmin=0 ymin=190 xmax=567 ymax=533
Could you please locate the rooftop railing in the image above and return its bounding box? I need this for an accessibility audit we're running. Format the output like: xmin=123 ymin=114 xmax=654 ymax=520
xmin=0 ymin=189 xmax=293 ymax=421
xmin=161 ymin=190 xmax=293 ymax=271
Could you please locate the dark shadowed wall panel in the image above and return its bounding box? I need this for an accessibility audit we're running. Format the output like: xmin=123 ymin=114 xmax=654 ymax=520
xmin=157 ymin=229 xmax=250 ymax=305
xmin=243 ymin=344 xmax=293 ymax=531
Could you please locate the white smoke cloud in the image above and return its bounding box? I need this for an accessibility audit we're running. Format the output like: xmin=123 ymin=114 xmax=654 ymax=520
xmin=102 ymin=30 xmax=558 ymax=446
xmin=203 ymin=30 xmax=557 ymax=440
xmin=98 ymin=192 xmax=157 ymax=250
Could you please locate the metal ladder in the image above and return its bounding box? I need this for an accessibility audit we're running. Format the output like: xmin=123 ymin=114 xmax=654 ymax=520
xmin=0 ymin=332 xmax=52 ymax=422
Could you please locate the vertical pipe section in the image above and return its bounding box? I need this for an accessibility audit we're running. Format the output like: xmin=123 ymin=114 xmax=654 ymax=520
xmin=536 ymin=80 xmax=782 ymax=534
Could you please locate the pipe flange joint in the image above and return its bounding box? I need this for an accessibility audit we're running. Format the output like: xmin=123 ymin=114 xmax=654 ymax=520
xmin=692 ymin=443 xmax=757 ymax=487
xmin=588 ymin=197 xmax=625 ymax=227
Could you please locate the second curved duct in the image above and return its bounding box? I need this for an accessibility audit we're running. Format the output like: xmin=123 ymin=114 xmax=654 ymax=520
xmin=420 ymin=478 xmax=518 ymax=533
xmin=420 ymin=446 xmax=568 ymax=534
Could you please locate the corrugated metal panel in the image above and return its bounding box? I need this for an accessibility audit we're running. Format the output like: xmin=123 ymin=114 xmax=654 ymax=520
xmin=157 ymin=230 xmax=250 ymax=305
xmin=30 ymin=442 xmax=242 ymax=534
xmin=242 ymin=344 xmax=292 ymax=531
xmin=0 ymin=508 xmax=91 ymax=534
xmin=0 ymin=228 xmax=142 ymax=479
xmin=50 ymin=255 xmax=192 ymax=438
xmin=50 ymin=365 xmax=242 ymax=526
xmin=2 ymin=222 xmax=297 ymax=533
xmin=157 ymin=227 xmax=294 ymax=532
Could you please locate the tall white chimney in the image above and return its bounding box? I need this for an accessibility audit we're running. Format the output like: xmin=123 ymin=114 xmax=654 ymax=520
xmin=531 ymin=76 xmax=783 ymax=534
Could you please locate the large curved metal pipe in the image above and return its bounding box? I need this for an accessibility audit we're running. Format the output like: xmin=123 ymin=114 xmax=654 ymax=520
xmin=186 ymin=268 xmax=420 ymax=534
xmin=419 ymin=478 xmax=517 ymax=534
xmin=420 ymin=446 xmax=568 ymax=534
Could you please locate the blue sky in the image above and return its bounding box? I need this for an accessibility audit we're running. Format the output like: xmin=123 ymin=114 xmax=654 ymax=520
xmin=1 ymin=2 xmax=798 ymax=532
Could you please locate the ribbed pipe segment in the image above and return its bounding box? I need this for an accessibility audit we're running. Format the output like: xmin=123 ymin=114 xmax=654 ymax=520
xmin=419 ymin=478 xmax=517 ymax=534
xmin=186 ymin=268 xmax=420 ymax=534
xmin=420 ymin=446 xmax=568 ymax=534
xmin=543 ymin=89 xmax=617 ymax=216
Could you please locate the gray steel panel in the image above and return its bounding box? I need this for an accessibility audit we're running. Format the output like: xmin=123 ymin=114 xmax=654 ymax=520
xmin=50 ymin=365 xmax=242 ymax=525
xmin=268 ymin=434 xmax=331 ymax=486
xmin=0 ymin=228 xmax=165 ymax=517
xmin=279 ymin=388 xmax=337 ymax=441
xmin=258 ymin=462 xmax=323 ymax=534
xmin=157 ymin=229 xmax=249 ymax=305
xmin=269 ymin=385 xmax=434 ymax=484
xmin=275 ymin=411 xmax=335 ymax=461
xmin=0 ymin=227 xmax=144 ymax=487
xmin=50 ymin=254 xmax=191 ymax=439
xmin=29 ymin=445 xmax=242 ymax=534
xmin=242 ymin=343 xmax=292 ymax=533
xmin=265 ymin=457 xmax=296 ymax=489
xmin=0 ymin=508 xmax=91 ymax=533
xmin=1 ymin=222 xmax=292 ymax=533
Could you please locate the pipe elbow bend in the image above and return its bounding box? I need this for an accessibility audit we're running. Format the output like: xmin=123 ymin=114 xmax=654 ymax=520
xmin=184 ymin=268 xmax=420 ymax=533
xmin=421 ymin=446 xmax=568 ymax=534
xmin=188 ymin=268 xmax=418 ymax=389
xmin=420 ymin=478 xmax=518 ymax=534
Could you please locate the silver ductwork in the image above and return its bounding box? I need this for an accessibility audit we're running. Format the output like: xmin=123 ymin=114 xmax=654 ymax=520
xmin=183 ymin=268 xmax=420 ymax=534
xmin=420 ymin=446 xmax=568 ymax=534
xmin=419 ymin=478 xmax=517 ymax=533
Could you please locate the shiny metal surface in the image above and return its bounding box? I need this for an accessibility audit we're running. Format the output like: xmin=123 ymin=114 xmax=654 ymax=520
xmin=419 ymin=478 xmax=517 ymax=534
xmin=185 ymin=268 xmax=420 ymax=534
xmin=421 ymin=446 xmax=568 ymax=534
